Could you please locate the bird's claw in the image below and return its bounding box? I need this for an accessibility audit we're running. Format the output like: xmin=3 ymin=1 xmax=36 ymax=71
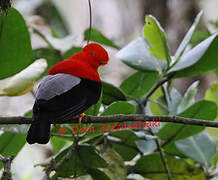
xmin=78 ymin=113 xmax=85 ymax=125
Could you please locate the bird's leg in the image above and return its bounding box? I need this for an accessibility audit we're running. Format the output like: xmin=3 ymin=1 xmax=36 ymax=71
xmin=78 ymin=113 xmax=85 ymax=125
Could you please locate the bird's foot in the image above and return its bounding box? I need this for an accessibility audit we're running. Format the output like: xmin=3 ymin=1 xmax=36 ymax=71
xmin=78 ymin=113 xmax=85 ymax=125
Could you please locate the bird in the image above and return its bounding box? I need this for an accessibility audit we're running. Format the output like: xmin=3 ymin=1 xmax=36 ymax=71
xmin=26 ymin=43 xmax=109 ymax=144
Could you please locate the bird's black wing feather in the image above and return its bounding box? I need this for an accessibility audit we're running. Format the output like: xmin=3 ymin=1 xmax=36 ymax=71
xmin=27 ymin=74 xmax=101 ymax=144
xmin=34 ymin=76 xmax=102 ymax=122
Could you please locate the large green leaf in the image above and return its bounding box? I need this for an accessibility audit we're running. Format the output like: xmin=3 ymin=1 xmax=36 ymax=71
xmin=100 ymin=147 xmax=127 ymax=180
xmin=163 ymin=142 xmax=186 ymax=158
xmin=88 ymin=168 xmax=110 ymax=180
xmin=163 ymin=86 xmax=182 ymax=115
xmin=177 ymin=81 xmax=199 ymax=114
xmin=55 ymin=145 xmax=107 ymax=177
xmin=109 ymin=130 xmax=139 ymax=161
xmin=32 ymin=48 xmax=62 ymax=74
xmin=158 ymin=100 xmax=217 ymax=143
xmin=175 ymin=131 xmax=216 ymax=167
xmin=102 ymin=81 xmax=126 ymax=105
xmin=132 ymin=153 xmax=205 ymax=180
xmin=101 ymin=101 xmax=136 ymax=116
xmin=39 ymin=1 xmax=69 ymax=37
xmin=168 ymin=33 xmax=218 ymax=77
xmin=205 ymin=83 xmax=218 ymax=118
xmin=0 ymin=8 xmax=32 ymax=79
xmin=116 ymin=37 xmax=167 ymax=72
xmin=190 ymin=30 xmax=211 ymax=48
xmin=144 ymin=15 xmax=171 ymax=64
xmin=173 ymin=11 xmax=202 ymax=63
xmin=84 ymin=28 xmax=120 ymax=49
xmin=51 ymin=136 xmax=67 ymax=154
xmin=205 ymin=83 xmax=218 ymax=140
xmin=0 ymin=132 xmax=26 ymax=169
xmin=120 ymin=71 xmax=158 ymax=98
xmin=136 ymin=140 xmax=157 ymax=154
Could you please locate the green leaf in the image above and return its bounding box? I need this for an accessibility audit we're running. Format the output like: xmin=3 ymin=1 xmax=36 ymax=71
xmin=132 ymin=153 xmax=205 ymax=180
xmin=109 ymin=130 xmax=139 ymax=161
xmin=136 ymin=140 xmax=157 ymax=153
xmin=102 ymin=81 xmax=126 ymax=105
xmin=173 ymin=11 xmax=202 ymax=63
xmin=84 ymin=28 xmax=120 ymax=49
xmin=32 ymin=48 xmax=62 ymax=74
xmin=110 ymin=130 xmax=139 ymax=146
xmin=0 ymin=8 xmax=32 ymax=79
xmin=149 ymin=96 xmax=169 ymax=115
xmin=100 ymin=147 xmax=127 ymax=180
xmin=116 ymin=37 xmax=167 ymax=72
xmin=85 ymin=94 xmax=102 ymax=116
xmin=168 ymin=33 xmax=218 ymax=77
xmin=163 ymin=142 xmax=186 ymax=158
xmin=175 ymin=131 xmax=216 ymax=167
xmin=158 ymin=100 xmax=217 ymax=142
xmin=164 ymin=86 xmax=182 ymax=115
xmin=62 ymin=47 xmax=83 ymax=59
xmin=205 ymin=83 xmax=218 ymax=140
xmin=177 ymin=81 xmax=199 ymax=114
xmin=111 ymin=142 xmax=138 ymax=161
xmin=205 ymin=83 xmax=218 ymax=118
xmin=120 ymin=72 xmax=158 ymax=98
xmin=51 ymin=136 xmax=67 ymax=154
xmin=40 ymin=1 xmax=69 ymax=37
xmin=144 ymin=15 xmax=171 ymax=64
xmin=88 ymin=168 xmax=110 ymax=180
xmin=101 ymin=102 xmax=136 ymax=116
xmin=55 ymin=145 xmax=107 ymax=177
xmin=0 ymin=132 xmax=26 ymax=169
xmin=24 ymin=110 xmax=32 ymax=117
xmin=190 ymin=30 xmax=211 ymax=48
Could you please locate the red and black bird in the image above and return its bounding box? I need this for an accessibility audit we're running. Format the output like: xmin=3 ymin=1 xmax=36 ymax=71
xmin=26 ymin=43 xmax=109 ymax=144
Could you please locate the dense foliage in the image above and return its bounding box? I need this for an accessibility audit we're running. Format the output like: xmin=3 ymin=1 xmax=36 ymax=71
xmin=1 ymin=7 xmax=218 ymax=180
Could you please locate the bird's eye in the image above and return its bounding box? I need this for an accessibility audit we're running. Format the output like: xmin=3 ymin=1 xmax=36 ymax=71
xmin=91 ymin=53 xmax=95 ymax=57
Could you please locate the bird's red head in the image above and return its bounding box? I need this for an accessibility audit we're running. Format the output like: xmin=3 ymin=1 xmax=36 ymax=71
xmin=83 ymin=43 xmax=109 ymax=67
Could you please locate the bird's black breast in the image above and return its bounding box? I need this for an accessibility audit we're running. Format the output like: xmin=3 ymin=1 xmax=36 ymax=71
xmin=33 ymin=78 xmax=102 ymax=123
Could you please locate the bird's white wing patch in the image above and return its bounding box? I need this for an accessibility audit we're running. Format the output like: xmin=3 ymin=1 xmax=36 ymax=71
xmin=36 ymin=73 xmax=81 ymax=100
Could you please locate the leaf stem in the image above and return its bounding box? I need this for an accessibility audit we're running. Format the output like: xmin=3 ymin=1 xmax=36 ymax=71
xmin=32 ymin=28 xmax=55 ymax=50
xmin=148 ymin=129 xmax=172 ymax=180
xmin=87 ymin=0 xmax=92 ymax=45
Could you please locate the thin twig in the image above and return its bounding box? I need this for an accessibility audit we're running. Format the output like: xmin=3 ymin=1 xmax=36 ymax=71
xmin=32 ymin=28 xmax=55 ymax=49
xmin=148 ymin=129 xmax=172 ymax=180
xmin=142 ymin=76 xmax=170 ymax=106
xmin=55 ymin=139 xmax=78 ymax=169
xmin=87 ymin=0 xmax=92 ymax=45
xmin=0 ymin=154 xmax=14 ymax=180
xmin=45 ymin=139 xmax=79 ymax=178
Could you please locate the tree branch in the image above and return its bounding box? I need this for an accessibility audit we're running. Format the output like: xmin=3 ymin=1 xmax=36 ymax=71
xmin=1 ymin=115 xmax=218 ymax=128
xmin=0 ymin=154 xmax=14 ymax=180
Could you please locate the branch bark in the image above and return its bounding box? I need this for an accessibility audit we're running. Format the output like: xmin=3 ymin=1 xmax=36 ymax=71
xmin=0 ymin=154 xmax=14 ymax=180
xmin=0 ymin=115 xmax=218 ymax=128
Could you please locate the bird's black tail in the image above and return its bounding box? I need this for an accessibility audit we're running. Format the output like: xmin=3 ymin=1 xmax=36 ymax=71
xmin=26 ymin=113 xmax=51 ymax=144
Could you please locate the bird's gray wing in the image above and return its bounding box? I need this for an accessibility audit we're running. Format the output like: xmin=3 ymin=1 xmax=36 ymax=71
xmin=35 ymin=73 xmax=81 ymax=100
